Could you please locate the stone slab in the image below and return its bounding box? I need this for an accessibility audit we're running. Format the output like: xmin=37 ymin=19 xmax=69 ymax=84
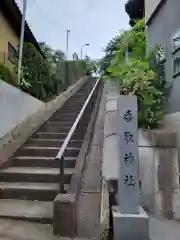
xmin=0 ymin=199 xmax=53 ymax=219
xmin=77 ymin=192 xmax=101 ymax=238
xmin=149 ymin=130 xmax=177 ymax=147
xmin=104 ymin=111 xmax=118 ymax=137
xmin=103 ymin=134 xmax=119 ymax=180
xmin=106 ymin=99 xmax=118 ymax=112
xmin=113 ymin=206 xmax=149 ymax=240
xmin=82 ymin=146 xmax=102 ymax=193
xmin=0 ymin=218 xmax=89 ymax=240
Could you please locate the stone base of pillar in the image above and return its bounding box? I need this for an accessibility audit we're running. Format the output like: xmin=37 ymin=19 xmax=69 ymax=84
xmin=112 ymin=206 xmax=149 ymax=240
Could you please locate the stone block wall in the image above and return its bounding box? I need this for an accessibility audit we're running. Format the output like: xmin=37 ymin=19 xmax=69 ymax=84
xmin=139 ymin=130 xmax=180 ymax=220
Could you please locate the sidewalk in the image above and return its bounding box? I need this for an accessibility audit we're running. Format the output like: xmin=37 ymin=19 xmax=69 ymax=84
xmin=150 ymin=216 xmax=180 ymax=240
xmin=0 ymin=216 xmax=179 ymax=240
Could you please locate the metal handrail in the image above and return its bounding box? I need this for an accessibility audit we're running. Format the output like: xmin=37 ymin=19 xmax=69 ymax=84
xmin=56 ymin=75 xmax=101 ymax=193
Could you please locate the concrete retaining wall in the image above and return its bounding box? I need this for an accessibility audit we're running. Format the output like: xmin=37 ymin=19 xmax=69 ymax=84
xmin=0 ymin=79 xmax=43 ymax=139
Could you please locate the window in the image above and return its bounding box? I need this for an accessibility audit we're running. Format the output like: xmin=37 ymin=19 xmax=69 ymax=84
xmin=156 ymin=44 xmax=166 ymax=63
xmin=172 ymin=29 xmax=180 ymax=52
xmin=159 ymin=62 xmax=165 ymax=82
xmin=8 ymin=42 xmax=17 ymax=63
xmin=173 ymin=57 xmax=180 ymax=76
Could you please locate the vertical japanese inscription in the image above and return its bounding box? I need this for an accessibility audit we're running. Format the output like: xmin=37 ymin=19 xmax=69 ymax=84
xmin=118 ymin=96 xmax=140 ymax=214
xmin=123 ymin=109 xmax=136 ymax=187
xmin=123 ymin=109 xmax=133 ymax=122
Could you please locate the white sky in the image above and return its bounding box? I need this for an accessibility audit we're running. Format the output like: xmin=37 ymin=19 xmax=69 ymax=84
xmin=15 ymin=0 xmax=129 ymax=59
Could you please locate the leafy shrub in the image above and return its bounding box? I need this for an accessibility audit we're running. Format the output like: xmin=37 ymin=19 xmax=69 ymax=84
xmin=15 ymin=42 xmax=64 ymax=101
xmin=0 ymin=63 xmax=18 ymax=86
xmin=16 ymin=43 xmax=87 ymax=101
xmin=110 ymin=60 xmax=165 ymax=129
xmin=107 ymin=20 xmax=166 ymax=129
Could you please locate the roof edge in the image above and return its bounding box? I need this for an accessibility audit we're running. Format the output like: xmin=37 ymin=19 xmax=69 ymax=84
xmin=146 ymin=0 xmax=167 ymax=26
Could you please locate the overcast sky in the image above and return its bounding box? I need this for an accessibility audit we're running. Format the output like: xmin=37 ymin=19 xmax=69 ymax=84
xmin=15 ymin=0 xmax=129 ymax=59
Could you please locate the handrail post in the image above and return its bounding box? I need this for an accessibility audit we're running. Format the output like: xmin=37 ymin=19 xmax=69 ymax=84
xmin=60 ymin=155 xmax=65 ymax=193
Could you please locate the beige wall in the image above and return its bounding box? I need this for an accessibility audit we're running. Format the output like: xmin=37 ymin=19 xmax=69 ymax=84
xmin=0 ymin=10 xmax=19 ymax=69
xmin=145 ymin=0 xmax=162 ymax=23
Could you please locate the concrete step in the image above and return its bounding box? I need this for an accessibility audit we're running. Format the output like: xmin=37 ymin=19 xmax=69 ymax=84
xmin=46 ymin=121 xmax=74 ymax=127
xmin=53 ymin=112 xmax=79 ymax=116
xmin=0 ymin=182 xmax=68 ymax=201
xmin=15 ymin=146 xmax=80 ymax=157
xmin=39 ymin=125 xmax=72 ymax=133
xmin=0 ymin=167 xmax=73 ymax=183
xmin=33 ymin=132 xmax=85 ymax=140
xmin=26 ymin=139 xmax=82 ymax=148
xmin=57 ymin=107 xmax=82 ymax=111
xmin=39 ymin=125 xmax=86 ymax=133
xmin=62 ymin=103 xmax=84 ymax=108
xmin=50 ymin=115 xmax=78 ymax=121
xmin=11 ymin=156 xmax=76 ymax=168
xmin=0 ymin=199 xmax=53 ymax=223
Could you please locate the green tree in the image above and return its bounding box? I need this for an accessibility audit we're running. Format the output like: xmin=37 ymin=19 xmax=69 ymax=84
xmin=39 ymin=42 xmax=65 ymax=63
xmin=107 ymin=20 xmax=166 ymax=129
xmin=84 ymin=55 xmax=98 ymax=75
xmin=53 ymin=50 xmax=65 ymax=62
xmin=125 ymin=0 xmax=144 ymax=26
xmin=15 ymin=42 xmax=64 ymax=101
xmin=39 ymin=42 xmax=54 ymax=62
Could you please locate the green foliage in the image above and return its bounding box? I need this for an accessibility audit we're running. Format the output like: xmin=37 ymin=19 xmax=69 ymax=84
xmin=14 ymin=42 xmax=65 ymax=101
xmin=100 ymin=33 xmax=123 ymax=74
xmin=107 ymin=20 xmax=166 ymax=129
xmin=100 ymin=19 xmax=146 ymax=75
xmin=0 ymin=63 xmax=18 ymax=86
xmin=1 ymin=41 xmax=86 ymax=102
xmin=84 ymin=55 xmax=98 ymax=75
xmin=39 ymin=42 xmax=65 ymax=63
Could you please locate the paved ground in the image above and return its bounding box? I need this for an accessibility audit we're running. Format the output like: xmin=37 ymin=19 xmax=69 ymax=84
xmin=0 ymin=215 xmax=179 ymax=240
xmin=150 ymin=216 xmax=180 ymax=240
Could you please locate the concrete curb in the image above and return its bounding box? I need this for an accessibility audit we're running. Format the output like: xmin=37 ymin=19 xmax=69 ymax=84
xmin=76 ymin=83 xmax=107 ymax=239
xmin=103 ymin=78 xmax=120 ymax=193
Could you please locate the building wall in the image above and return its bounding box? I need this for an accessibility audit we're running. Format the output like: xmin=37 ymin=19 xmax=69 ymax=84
xmin=147 ymin=0 xmax=180 ymax=114
xmin=0 ymin=9 xmax=19 ymax=69
xmin=145 ymin=0 xmax=162 ymax=23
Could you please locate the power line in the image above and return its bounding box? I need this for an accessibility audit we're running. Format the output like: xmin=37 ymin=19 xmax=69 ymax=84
xmin=31 ymin=0 xmax=65 ymax=31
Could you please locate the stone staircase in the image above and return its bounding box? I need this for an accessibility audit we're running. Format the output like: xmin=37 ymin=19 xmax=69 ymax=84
xmin=0 ymin=79 xmax=97 ymax=223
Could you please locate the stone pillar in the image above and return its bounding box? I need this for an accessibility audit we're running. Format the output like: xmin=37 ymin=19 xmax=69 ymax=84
xmin=118 ymin=95 xmax=140 ymax=214
xmin=113 ymin=95 xmax=149 ymax=240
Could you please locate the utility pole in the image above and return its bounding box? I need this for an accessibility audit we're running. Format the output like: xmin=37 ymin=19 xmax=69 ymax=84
xmin=66 ymin=30 xmax=70 ymax=60
xmin=17 ymin=0 xmax=27 ymax=85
